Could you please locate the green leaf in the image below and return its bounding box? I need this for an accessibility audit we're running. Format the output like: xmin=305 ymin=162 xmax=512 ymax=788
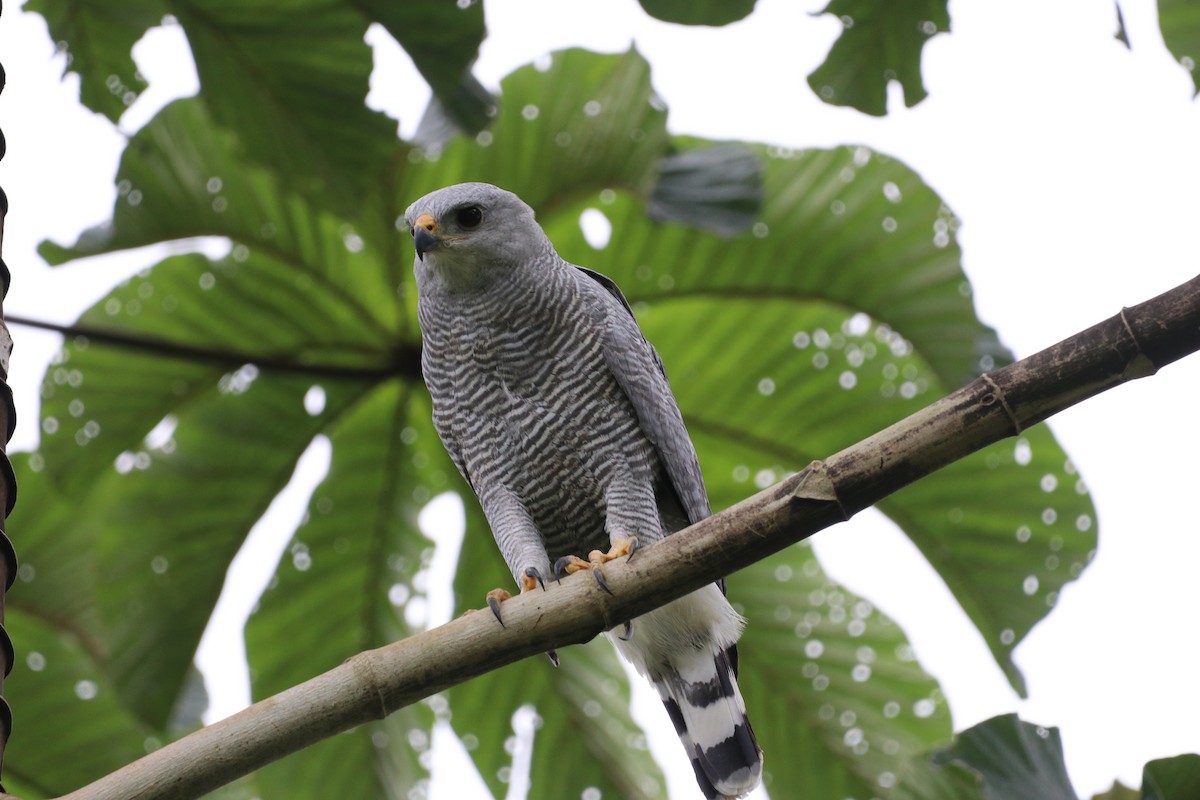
xmin=877 ymin=426 xmax=1095 ymax=696
xmin=27 ymin=0 xmax=490 ymax=172
xmin=808 ymin=0 xmax=949 ymax=115
xmin=893 ymin=755 xmax=984 ymax=800
xmin=91 ymin=369 xmax=357 ymax=726
xmin=449 ymin=634 xmax=668 ymax=800
xmin=1142 ymin=753 xmax=1200 ymax=800
xmin=170 ymin=0 xmax=398 ymax=215
xmin=734 ymin=542 xmax=951 ymax=795
xmin=360 ymin=0 xmax=493 ymax=133
xmin=38 ymin=98 xmax=411 ymax=331
xmin=647 ymin=143 xmax=763 ymax=236
xmin=636 ymin=0 xmax=758 ymax=26
xmin=895 ymin=714 xmax=1076 ymax=800
xmin=35 ymin=248 xmax=386 ymax=726
xmin=7 ymin=453 xmax=105 ymax=647
xmin=37 ymin=243 xmax=395 ymax=488
xmin=1092 ymin=782 xmax=1140 ymax=800
xmin=555 ymin=146 xmax=1007 ymax=385
xmin=525 ymin=641 xmax=665 ymax=800
xmin=245 ymin=382 xmax=445 ymax=796
xmin=1158 ymin=0 xmax=1200 ymax=95
xmin=2 ymin=455 xmax=149 ymax=796
xmin=4 ymin=455 xmax=265 ymax=798
xmin=396 ymin=48 xmax=672 ymax=210
xmin=2 ymin=608 xmax=152 ymax=796
xmin=24 ymin=0 xmax=165 ymax=123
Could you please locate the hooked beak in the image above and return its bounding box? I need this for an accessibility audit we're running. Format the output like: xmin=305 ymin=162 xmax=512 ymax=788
xmin=412 ymin=213 xmax=440 ymax=261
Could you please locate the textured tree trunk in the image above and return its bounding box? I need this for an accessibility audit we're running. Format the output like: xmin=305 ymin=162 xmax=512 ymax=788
xmin=0 ymin=6 xmax=20 ymax=789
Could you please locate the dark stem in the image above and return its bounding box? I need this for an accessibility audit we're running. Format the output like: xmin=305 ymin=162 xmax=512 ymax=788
xmin=6 ymin=314 xmax=423 ymax=382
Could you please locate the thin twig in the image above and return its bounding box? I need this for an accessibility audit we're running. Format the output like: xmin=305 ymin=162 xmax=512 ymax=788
xmin=5 ymin=315 xmax=422 ymax=382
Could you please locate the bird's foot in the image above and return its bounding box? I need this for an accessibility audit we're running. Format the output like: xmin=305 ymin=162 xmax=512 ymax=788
xmin=553 ymin=536 xmax=639 ymax=596
xmin=485 ymin=566 xmax=547 ymax=627
xmin=521 ymin=566 xmax=547 ymax=593
xmin=484 ymin=588 xmax=512 ymax=625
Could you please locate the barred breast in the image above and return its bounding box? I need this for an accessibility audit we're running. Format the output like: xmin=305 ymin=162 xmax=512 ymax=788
xmin=418 ymin=261 xmax=664 ymax=559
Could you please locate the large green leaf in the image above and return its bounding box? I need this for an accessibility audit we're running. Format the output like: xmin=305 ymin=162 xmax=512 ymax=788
xmin=636 ymin=0 xmax=757 ymax=26
xmin=2 ymin=454 xmax=149 ymax=796
xmin=393 ymin=48 xmax=673 ymax=211
xmin=28 ymin=0 xmax=489 ymax=212
xmin=545 ymin=146 xmax=1006 ymax=384
xmin=29 ymin=47 xmax=1094 ymax=798
xmin=735 ymin=541 xmax=950 ymax=796
xmin=808 ymin=0 xmax=949 ymax=115
xmin=25 ymin=0 xmax=165 ymax=123
xmin=893 ymin=756 xmax=983 ymax=800
xmin=245 ymin=383 xmax=442 ymax=796
xmin=33 ymin=248 xmax=380 ymax=727
xmin=1081 ymin=754 xmax=1200 ymax=800
xmin=1142 ymin=754 xmax=1200 ymax=800
xmin=449 ymin=634 xmax=668 ymax=799
xmin=2 ymin=608 xmax=153 ymax=797
xmin=36 ymin=97 xmax=408 ymax=331
xmin=4 ymin=457 xmax=264 ymax=798
xmin=169 ymin=0 xmax=397 ymax=215
xmin=359 ymin=0 xmax=493 ymax=134
xmin=7 ymin=453 xmax=105 ymax=653
xmin=90 ymin=368 xmax=356 ymax=727
xmin=1094 ymin=782 xmax=1141 ymax=800
xmin=1158 ymin=0 xmax=1200 ymax=95
xmin=895 ymin=714 xmax=1076 ymax=800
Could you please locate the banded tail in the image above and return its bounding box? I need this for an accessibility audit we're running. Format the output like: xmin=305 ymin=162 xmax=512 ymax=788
xmin=658 ymin=647 xmax=762 ymax=799
xmin=609 ymin=585 xmax=762 ymax=799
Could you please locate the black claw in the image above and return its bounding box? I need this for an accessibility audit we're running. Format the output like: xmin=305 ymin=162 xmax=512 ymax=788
xmin=553 ymin=556 xmax=574 ymax=580
xmin=626 ymin=537 xmax=640 ymax=561
xmin=487 ymin=596 xmax=505 ymax=627
xmin=618 ymin=621 xmax=634 ymax=641
xmin=593 ymin=567 xmax=613 ymax=595
xmin=546 ymin=650 xmax=560 ymax=667
xmin=525 ymin=566 xmax=546 ymax=591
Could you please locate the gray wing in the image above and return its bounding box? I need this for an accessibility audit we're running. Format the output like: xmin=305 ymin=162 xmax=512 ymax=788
xmin=576 ymin=266 xmax=712 ymax=526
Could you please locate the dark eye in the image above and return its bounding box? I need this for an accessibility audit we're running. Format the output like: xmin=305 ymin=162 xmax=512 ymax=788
xmin=455 ymin=205 xmax=483 ymax=229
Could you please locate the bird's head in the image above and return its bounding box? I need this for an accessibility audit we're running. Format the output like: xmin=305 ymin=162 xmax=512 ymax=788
xmin=403 ymin=183 xmax=553 ymax=290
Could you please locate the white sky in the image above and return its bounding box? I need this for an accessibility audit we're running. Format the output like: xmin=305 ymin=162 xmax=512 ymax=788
xmin=2 ymin=0 xmax=1199 ymax=798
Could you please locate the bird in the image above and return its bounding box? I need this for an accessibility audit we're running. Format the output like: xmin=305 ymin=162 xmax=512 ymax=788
xmin=406 ymin=182 xmax=762 ymax=799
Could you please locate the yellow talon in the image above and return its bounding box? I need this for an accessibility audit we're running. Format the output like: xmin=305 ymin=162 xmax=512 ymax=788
xmin=485 ymin=567 xmax=547 ymax=627
xmin=554 ymin=537 xmax=639 ymax=595
xmin=486 ymin=587 xmax=513 ymax=626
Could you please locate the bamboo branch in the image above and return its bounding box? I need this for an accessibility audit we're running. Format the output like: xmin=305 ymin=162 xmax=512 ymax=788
xmin=47 ymin=274 xmax=1200 ymax=800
